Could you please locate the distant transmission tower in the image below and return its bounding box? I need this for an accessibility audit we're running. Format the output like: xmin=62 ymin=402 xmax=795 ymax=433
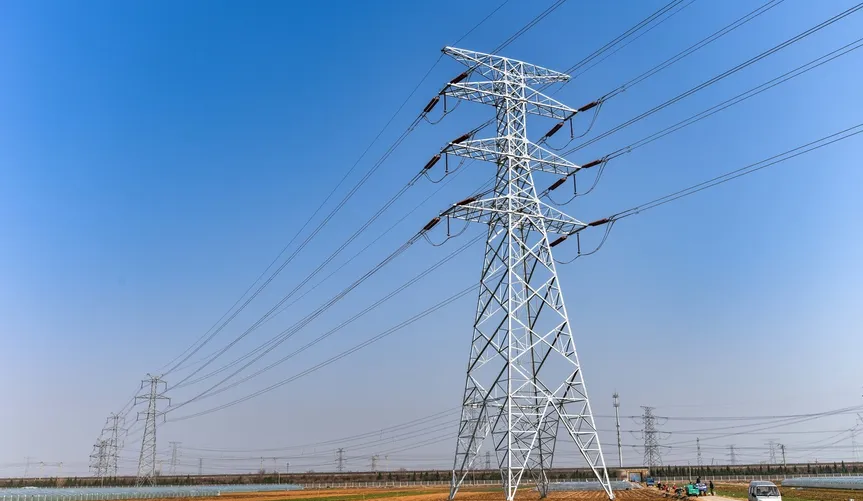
xmin=641 ymin=407 xmax=662 ymax=468
xmin=336 ymin=448 xmax=345 ymax=473
xmin=90 ymin=439 xmax=109 ymax=481
xmin=433 ymin=46 xmax=613 ymax=501
xmin=169 ymin=442 xmax=181 ymax=475
xmin=135 ymin=374 xmax=169 ymax=486
xmin=485 ymin=451 xmax=492 ymax=471
xmin=729 ymin=445 xmax=737 ymax=466
xmin=779 ymin=444 xmax=787 ymax=467
xmin=767 ymin=440 xmax=778 ymax=465
xmin=370 ymin=455 xmax=379 ymax=472
xmin=852 ymin=427 xmax=860 ymax=462
xmin=613 ymin=393 xmax=623 ymax=468
xmin=103 ymin=413 xmax=125 ymax=477
xmin=696 ymin=438 xmax=703 ymax=467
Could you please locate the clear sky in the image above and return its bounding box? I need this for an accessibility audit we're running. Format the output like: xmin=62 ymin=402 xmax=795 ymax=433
xmin=1 ymin=0 xmax=862 ymax=476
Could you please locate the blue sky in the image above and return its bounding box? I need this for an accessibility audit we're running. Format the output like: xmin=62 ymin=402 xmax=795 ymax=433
xmin=1 ymin=0 xmax=862 ymax=475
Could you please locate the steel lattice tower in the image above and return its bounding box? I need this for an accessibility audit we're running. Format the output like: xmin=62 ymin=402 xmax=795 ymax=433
xmin=103 ymin=413 xmax=125 ymax=477
xmin=90 ymin=439 xmax=109 ymax=480
xmin=169 ymin=442 xmax=181 ymax=475
xmin=641 ymin=406 xmax=662 ymax=468
xmin=136 ymin=374 xmax=169 ymax=486
xmin=696 ymin=438 xmax=703 ymax=467
xmin=434 ymin=47 xmax=612 ymax=501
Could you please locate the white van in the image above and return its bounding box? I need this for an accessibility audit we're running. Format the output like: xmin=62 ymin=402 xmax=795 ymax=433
xmin=748 ymin=481 xmax=781 ymax=501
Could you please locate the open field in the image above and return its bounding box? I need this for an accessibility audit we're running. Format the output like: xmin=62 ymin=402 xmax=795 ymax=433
xmin=141 ymin=487 xmax=667 ymax=501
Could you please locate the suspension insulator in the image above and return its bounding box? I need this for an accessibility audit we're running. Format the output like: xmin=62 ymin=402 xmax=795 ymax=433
xmin=423 ymin=154 xmax=441 ymax=170
xmin=578 ymin=100 xmax=599 ymax=113
xmin=581 ymin=158 xmax=603 ymax=169
xmin=422 ymin=217 xmax=441 ymax=232
xmin=588 ymin=217 xmax=610 ymax=227
xmin=549 ymin=235 xmax=568 ymax=248
xmin=449 ymin=71 xmax=469 ymax=84
xmin=452 ymin=132 xmax=472 ymax=144
xmin=423 ymin=96 xmax=440 ymax=114
xmin=543 ymin=121 xmax=565 ymax=139
xmin=456 ymin=195 xmax=478 ymax=206
xmin=548 ymin=177 xmax=567 ymax=191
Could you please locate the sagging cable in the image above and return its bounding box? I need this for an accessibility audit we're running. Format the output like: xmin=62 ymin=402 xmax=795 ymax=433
xmin=554 ymin=219 xmax=617 ymax=264
xmin=543 ymin=100 xmax=606 ymax=151
xmin=423 ymin=153 xmax=466 ymax=184
xmin=422 ymin=215 xmax=469 ymax=247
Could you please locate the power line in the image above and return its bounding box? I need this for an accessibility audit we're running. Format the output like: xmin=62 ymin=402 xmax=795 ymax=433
xmin=564 ymin=2 xmax=863 ymax=154
xmin=166 ymin=282 xmax=481 ymax=422
xmin=609 ymin=123 xmax=863 ymax=222
xmin=157 ymin=0 xmax=551 ymax=379
xmin=604 ymin=0 xmax=787 ymax=99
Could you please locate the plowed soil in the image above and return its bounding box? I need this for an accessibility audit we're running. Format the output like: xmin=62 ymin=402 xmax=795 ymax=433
xmin=147 ymin=487 xmax=669 ymax=501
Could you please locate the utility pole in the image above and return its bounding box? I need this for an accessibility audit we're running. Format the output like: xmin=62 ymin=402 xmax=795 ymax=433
xmin=729 ymin=445 xmax=737 ymax=466
xmin=169 ymin=442 xmax=181 ymax=475
xmin=434 ymin=46 xmax=613 ymax=501
xmin=336 ymin=448 xmax=345 ymax=473
xmin=642 ymin=406 xmax=662 ymax=468
xmin=696 ymin=438 xmax=703 ymax=468
xmin=613 ymin=393 xmax=623 ymax=468
xmin=135 ymin=374 xmax=169 ymax=486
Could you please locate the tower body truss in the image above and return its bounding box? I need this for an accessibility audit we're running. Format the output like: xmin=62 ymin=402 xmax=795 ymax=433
xmin=441 ymin=46 xmax=613 ymax=501
xmin=136 ymin=374 xmax=169 ymax=486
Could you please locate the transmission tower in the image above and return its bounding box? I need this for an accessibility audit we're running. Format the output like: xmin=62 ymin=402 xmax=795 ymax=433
xmin=90 ymin=439 xmax=109 ymax=480
xmin=852 ymin=427 xmax=860 ymax=462
xmin=641 ymin=407 xmax=662 ymax=468
xmin=767 ymin=440 xmax=778 ymax=464
xmin=696 ymin=438 xmax=703 ymax=467
xmin=102 ymin=413 xmax=125 ymax=477
xmin=135 ymin=374 xmax=169 ymax=486
xmin=613 ymin=393 xmax=623 ymax=468
xmin=779 ymin=444 xmax=786 ymax=467
xmin=169 ymin=442 xmax=181 ymax=475
xmin=432 ymin=46 xmax=613 ymax=501
xmin=485 ymin=451 xmax=492 ymax=471
xmin=336 ymin=448 xmax=345 ymax=473
xmin=729 ymin=445 xmax=737 ymax=466
xmin=370 ymin=455 xmax=379 ymax=472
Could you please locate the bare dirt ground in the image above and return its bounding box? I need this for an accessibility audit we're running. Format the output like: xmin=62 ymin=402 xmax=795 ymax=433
xmin=145 ymin=486 xmax=669 ymax=501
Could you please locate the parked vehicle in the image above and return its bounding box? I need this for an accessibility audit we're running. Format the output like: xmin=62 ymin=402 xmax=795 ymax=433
xmin=646 ymin=477 xmax=655 ymax=487
xmin=748 ymin=481 xmax=781 ymax=501
xmin=686 ymin=484 xmax=700 ymax=496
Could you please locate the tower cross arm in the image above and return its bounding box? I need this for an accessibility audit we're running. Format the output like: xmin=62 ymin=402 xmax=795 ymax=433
xmin=441 ymin=196 xmax=587 ymax=235
xmin=444 ymin=138 xmax=583 ymax=176
xmin=443 ymin=82 xmax=576 ymax=120
xmin=443 ymin=46 xmax=571 ymax=83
